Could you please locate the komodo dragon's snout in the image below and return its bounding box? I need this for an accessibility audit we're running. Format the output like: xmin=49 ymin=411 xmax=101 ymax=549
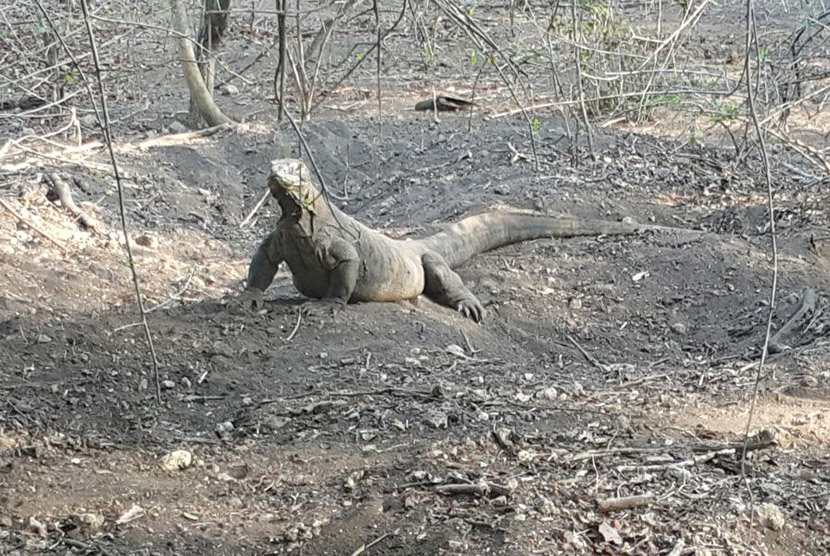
xmin=244 ymin=158 xmax=688 ymax=322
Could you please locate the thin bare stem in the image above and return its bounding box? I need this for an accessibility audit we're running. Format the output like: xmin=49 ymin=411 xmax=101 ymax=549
xmin=571 ymin=0 xmax=593 ymax=159
xmin=373 ymin=0 xmax=382 ymax=136
xmin=740 ymin=0 xmax=779 ymax=549
xmin=79 ymin=0 xmax=162 ymax=403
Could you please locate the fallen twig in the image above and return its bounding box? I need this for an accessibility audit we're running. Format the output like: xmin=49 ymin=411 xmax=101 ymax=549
xmin=769 ymin=288 xmax=817 ymax=353
xmin=46 ymin=172 xmax=102 ymax=231
xmin=435 ymin=480 xmax=512 ymax=498
xmin=283 ymin=310 xmax=302 ymax=342
xmin=239 ymin=189 xmax=270 ymax=228
xmin=0 ymin=198 xmax=69 ymax=252
xmin=596 ymin=492 xmax=654 ymax=512
xmin=349 ymin=532 xmax=391 ymax=556
xmin=568 ymin=335 xmax=607 ymax=372
xmin=616 ymin=448 xmax=736 ymax=473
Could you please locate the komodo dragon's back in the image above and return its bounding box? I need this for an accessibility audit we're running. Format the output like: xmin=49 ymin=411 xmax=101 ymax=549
xmin=417 ymin=212 xmax=649 ymax=268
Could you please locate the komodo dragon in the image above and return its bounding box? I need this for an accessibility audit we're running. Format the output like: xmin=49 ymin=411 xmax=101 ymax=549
xmin=245 ymin=159 xmax=685 ymax=321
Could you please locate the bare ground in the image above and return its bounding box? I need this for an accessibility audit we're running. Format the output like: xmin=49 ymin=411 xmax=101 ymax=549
xmin=3 ymin=1 xmax=830 ymax=555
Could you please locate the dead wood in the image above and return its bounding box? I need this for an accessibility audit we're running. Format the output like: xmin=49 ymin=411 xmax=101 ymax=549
xmin=414 ymin=95 xmax=477 ymax=112
xmin=46 ymin=172 xmax=102 ymax=231
xmin=769 ymin=288 xmax=818 ymax=353
xmin=435 ymin=481 xmax=512 ymax=498
xmin=596 ymin=493 xmax=654 ymax=512
xmin=0 ymin=198 xmax=69 ymax=252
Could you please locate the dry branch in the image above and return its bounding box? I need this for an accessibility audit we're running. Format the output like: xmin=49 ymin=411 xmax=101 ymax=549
xmin=596 ymin=493 xmax=654 ymax=513
xmin=0 ymin=198 xmax=69 ymax=253
xmin=769 ymin=288 xmax=818 ymax=353
xmin=46 ymin=172 xmax=102 ymax=232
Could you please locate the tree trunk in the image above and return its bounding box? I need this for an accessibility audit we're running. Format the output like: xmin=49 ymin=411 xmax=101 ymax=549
xmin=170 ymin=0 xmax=231 ymax=127
xmin=189 ymin=0 xmax=232 ymax=126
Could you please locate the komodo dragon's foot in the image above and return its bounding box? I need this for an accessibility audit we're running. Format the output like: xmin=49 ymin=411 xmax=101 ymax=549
xmin=235 ymin=289 xmax=265 ymax=311
xmin=455 ymin=296 xmax=485 ymax=323
xmin=300 ymin=298 xmax=346 ymax=318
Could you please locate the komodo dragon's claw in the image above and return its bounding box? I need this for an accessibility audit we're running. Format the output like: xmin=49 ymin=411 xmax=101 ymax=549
xmin=237 ymin=288 xmax=265 ymax=311
xmin=456 ymin=298 xmax=485 ymax=323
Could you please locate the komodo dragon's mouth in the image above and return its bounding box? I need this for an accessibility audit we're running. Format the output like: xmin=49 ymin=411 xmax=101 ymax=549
xmin=268 ymin=158 xmax=321 ymax=213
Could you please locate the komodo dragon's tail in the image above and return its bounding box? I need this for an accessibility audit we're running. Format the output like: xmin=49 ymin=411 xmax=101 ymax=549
xmin=418 ymin=212 xmax=649 ymax=269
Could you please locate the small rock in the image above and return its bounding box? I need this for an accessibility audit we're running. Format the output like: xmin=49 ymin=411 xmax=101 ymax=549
xmin=493 ymin=184 xmax=510 ymax=195
xmin=219 ymin=83 xmax=240 ymax=96
xmin=801 ymin=375 xmax=819 ymax=387
xmin=514 ymin=391 xmax=531 ymax=402
xmin=517 ymin=450 xmax=534 ymax=464
xmin=492 ymin=495 xmax=508 ymax=506
xmin=615 ymin=414 xmax=632 ymax=430
xmin=537 ymin=496 xmax=556 ymax=516
xmin=670 ymin=322 xmax=688 ymax=335
xmin=181 ymin=377 xmax=192 ymax=388
xmin=36 ymin=334 xmax=52 ymax=344
xmin=79 ymin=114 xmax=98 ymax=127
xmin=115 ymin=503 xmax=145 ymax=525
xmin=160 ymin=449 xmax=192 ymax=471
xmin=242 ymin=396 xmax=254 ymax=406
xmin=262 ymin=415 xmax=291 ymax=431
xmin=77 ymin=513 xmax=105 ymax=531
xmin=423 ymin=410 xmax=448 ymax=429
xmin=161 ymin=380 xmax=176 ymax=389
xmin=215 ymin=421 xmax=234 ymax=437
xmin=134 ymin=234 xmax=159 ymax=249
xmin=168 ymin=121 xmax=187 ymax=133
xmin=538 ymin=386 xmax=558 ymax=401
xmin=0 ymin=435 xmax=17 ymax=455
xmin=568 ymin=297 xmax=582 ymax=310
xmin=29 ymin=516 xmax=46 ymax=537
xmin=755 ymin=502 xmax=785 ymax=531
xmin=405 ymin=357 xmax=421 ymax=368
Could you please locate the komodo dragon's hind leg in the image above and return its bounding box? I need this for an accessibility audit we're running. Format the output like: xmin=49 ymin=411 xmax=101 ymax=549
xmin=422 ymin=252 xmax=485 ymax=322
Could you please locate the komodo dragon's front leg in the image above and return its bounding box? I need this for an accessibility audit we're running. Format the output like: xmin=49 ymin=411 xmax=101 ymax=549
xmin=422 ymin=252 xmax=485 ymax=322
xmin=306 ymin=236 xmax=360 ymax=315
xmin=243 ymin=230 xmax=284 ymax=308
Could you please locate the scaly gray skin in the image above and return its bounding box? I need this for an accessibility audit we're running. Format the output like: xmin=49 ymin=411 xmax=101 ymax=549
xmin=246 ymin=159 xmax=687 ymax=321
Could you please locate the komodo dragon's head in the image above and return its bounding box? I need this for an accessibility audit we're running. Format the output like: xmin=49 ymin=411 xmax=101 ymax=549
xmin=268 ymin=159 xmax=322 ymax=217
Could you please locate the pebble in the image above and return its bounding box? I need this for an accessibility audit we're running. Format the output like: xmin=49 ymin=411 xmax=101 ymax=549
xmin=134 ymin=234 xmax=159 ymax=249
xmin=755 ymin=503 xmax=785 ymax=531
xmin=220 ymin=83 xmax=240 ymax=96
xmin=670 ymin=322 xmax=688 ymax=334
xmin=77 ymin=513 xmax=106 ymax=530
xmin=160 ymin=450 xmax=192 ymax=471
xmin=79 ymin=114 xmax=98 ymax=127
xmin=168 ymin=121 xmax=187 ymax=134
